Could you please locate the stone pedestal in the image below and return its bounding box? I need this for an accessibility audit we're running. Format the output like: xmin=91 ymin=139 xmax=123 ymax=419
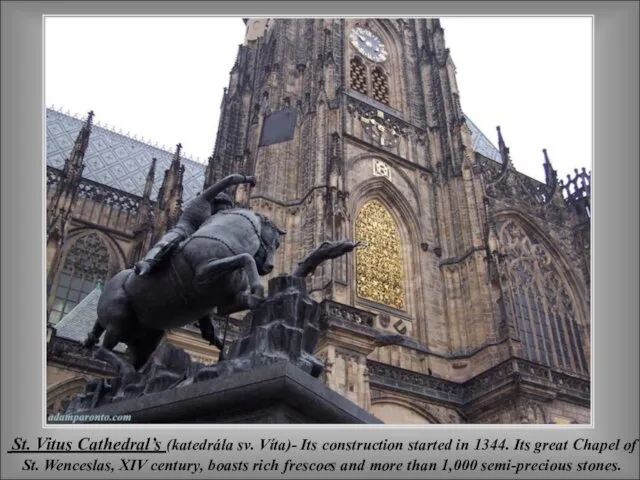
xmin=227 ymin=275 xmax=324 ymax=376
xmin=65 ymin=361 xmax=382 ymax=424
xmin=193 ymin=275 xmax=325 ymax=381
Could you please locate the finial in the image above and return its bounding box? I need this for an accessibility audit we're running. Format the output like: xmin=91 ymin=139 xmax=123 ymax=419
xmin=171 ymin=143 xmax=183 ymax=167
xmin=541 ymin=148 xmax=558 ymax=198
xmin=84 ymin=110 xmax=95 ymax=130
xmin=496 ymin=125 xmax=511 ymax=164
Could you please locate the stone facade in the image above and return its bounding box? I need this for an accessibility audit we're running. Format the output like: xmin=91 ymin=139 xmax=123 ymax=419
xmin=45 ymin=18 xmax=591 ymax=424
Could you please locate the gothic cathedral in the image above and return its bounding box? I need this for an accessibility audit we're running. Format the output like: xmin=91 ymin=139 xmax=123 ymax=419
xmin=46 ymin=18 xmax=591 ymax=424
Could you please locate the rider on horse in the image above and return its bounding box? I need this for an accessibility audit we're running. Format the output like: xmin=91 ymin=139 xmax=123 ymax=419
xmin=134 ymin=174 xmax=255 ymax=276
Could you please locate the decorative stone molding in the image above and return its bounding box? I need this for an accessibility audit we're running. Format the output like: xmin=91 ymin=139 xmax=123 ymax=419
xmin=48 ymin=167 xmax=143 ymax=215
xmin=346 ymin=93 xmax=417 ymax=149
xmin=367 ymin=357 xmax=590 ymax=415
xmin=320 ymin=299 xmax=376 ymax=328
xmin=47 ymin=336 xmax=118 ymax=377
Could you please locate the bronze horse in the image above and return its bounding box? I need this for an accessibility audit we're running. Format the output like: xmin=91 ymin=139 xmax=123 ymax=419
xmin=84 ymin=204 xmax=285 ymax=370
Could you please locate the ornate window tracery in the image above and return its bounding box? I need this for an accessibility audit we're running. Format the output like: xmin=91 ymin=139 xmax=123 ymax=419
xmin=50 ymin=233 xmax=109 ymax=324
xmin=498 ymin=220 xmax=588 ymax=374
xmin=372 ymin=67 xmax=390 ymax=105
xmin=355 ymin=199 xmax=406 ymax=310
xmin=350 ymin=56 xmax=368 ymax=96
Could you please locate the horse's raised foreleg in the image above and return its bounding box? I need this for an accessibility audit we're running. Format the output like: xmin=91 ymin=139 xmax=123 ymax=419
xmin=194 ymin=253 xmax=264 ymax=297
xmin=216 ymin=293 xmax=264 ymax=316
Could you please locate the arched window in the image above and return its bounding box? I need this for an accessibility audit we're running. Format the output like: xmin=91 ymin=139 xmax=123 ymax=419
xmin=49 ymin=233 xmax=109 ymax=324
xmin=498 ymin=220 xmax=589 ymax=374
xmin=355 ymin=199 xmax=406 ymax=310
xmin=372 ymin=67 xmax=390 ymax=105
xmin=350 ymin=56 xmax=368 ymax=96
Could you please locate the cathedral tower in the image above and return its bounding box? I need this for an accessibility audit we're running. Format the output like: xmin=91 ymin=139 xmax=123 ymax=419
xmin=209 ymin=18 xmax=591 ymax=423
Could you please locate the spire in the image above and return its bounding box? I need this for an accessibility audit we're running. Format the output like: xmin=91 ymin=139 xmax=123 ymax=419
xmin=46 ymin=110 xmax=95 ymax=288
xmin=143 ymin=157 xmax=157 ymax=200
xmin=496 ymin=126 xmax=510 ymax=165
xmin=178 ymin=164 xmax=186 ymax=193
xmin=155 ymin=144 xmax=185 ymax=232
xmin=204 ymin=154 xmax=217 ymax=190
xmin=482 ymin=125 xmax=511 ymax=188
xmin=170 ymin=143 xmax=183 ymax=170
xmin=542 ymin=148 xmax=558 ymax=187
xmin=540 ymin=149 xmax=559 ymax=203
xmin=68 ymin=110 xmax=94 ymax=169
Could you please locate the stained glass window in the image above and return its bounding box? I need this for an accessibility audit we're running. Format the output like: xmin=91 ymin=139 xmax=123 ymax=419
xmin=498 ymin=220 xmax=589 ymax=374
xmin=49 ymin=233 xmax=109 ymax=324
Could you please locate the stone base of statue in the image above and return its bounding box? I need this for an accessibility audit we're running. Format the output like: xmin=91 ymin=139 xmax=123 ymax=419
xmin=66 ymin=359 xmax=381 ymax=423
xmin=195 ymin=275 xmax=324 ymax=382
xmin=59 ymin=274 xmax=381 ymax=424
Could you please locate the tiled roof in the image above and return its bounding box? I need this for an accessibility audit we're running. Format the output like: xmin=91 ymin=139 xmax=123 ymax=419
xmin=46 ymin=108 xmax=501 ymax=200
xmin=55 ymin=285 xmax=127 ymax=353
xmin=46 ymin=108 xmax=206 ymax=202
xmin=465 ymin=115 xmax=501 ymax=162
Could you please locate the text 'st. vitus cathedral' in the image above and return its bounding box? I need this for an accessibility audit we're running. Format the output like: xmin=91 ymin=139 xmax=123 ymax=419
xmin=46 ymin=18 xmax=591 ymax=424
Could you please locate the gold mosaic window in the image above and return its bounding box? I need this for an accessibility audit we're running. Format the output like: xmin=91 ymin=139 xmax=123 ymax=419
xmin=372 ymin=67 xmax=389 ymax=105
xmin=498 ymin=220 xmax=589 ymax=374
xmin=355 ymin=199 xmax=406 ymax=310
xmin=350 ymin=56 xmax=368 ymax=96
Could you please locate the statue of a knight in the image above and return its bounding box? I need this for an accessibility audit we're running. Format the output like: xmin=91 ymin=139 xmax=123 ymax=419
xmin=134 ymin=173 xmax=256 ymax=276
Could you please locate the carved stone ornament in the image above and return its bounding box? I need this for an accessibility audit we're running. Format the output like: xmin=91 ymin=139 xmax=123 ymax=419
xmin=360 ymin=111 xmax=404 ymax=148
xmin=378 ymin=312 xmax=391 ymax=328
xmin=372 ymin=159 xmax=390 ymax=178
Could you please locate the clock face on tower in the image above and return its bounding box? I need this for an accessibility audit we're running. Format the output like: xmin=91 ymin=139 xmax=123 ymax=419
xmin=350 ymin=27 xmax=388 ymax=62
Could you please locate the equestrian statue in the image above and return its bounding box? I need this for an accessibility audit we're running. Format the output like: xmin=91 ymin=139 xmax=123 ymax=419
xmin=83 ymin=173 xmax=286 ymax=370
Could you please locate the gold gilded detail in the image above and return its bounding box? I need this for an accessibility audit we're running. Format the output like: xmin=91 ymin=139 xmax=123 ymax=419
xmin=355 ymin=200 xmax=406 ymax=310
